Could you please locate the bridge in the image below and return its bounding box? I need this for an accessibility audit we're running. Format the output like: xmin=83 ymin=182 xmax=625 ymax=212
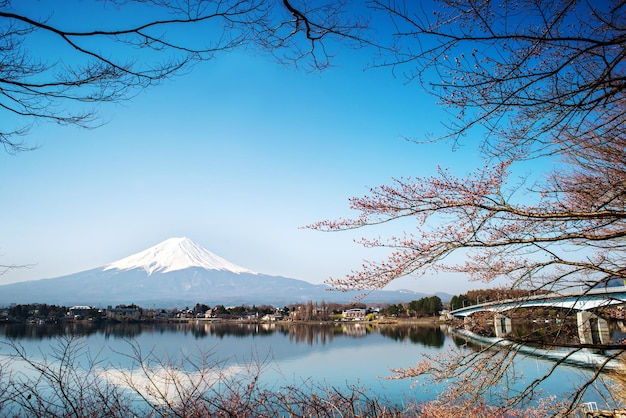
xmin=450 ymin=286 xmax=626 ymax=344
xmin=450 ymin=286 xmax=626 ymax=318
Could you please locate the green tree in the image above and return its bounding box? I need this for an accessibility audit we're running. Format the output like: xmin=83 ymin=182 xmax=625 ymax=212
xmin=212 ymin=305 xmax=227 ymax=316
xmin=381 ymin=303 xmax=406 ymax=318
xmin=408 ymin=297 xmax=442 ymax=317
xmin=193 ymin=304 xmax=210 ymax=315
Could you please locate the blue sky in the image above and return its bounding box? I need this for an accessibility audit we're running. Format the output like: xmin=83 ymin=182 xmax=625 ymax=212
xmin=0 ymin=2 xmax=487 ymax=294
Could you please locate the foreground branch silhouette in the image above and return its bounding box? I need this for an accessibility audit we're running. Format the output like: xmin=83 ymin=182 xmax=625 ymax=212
xmin=0 ymin=336 xmax=564 ymax=417
xmin=0 ymin=0 xmax=368 ymax=152
xmin=0 ymin=337 xmax=412 ymax=417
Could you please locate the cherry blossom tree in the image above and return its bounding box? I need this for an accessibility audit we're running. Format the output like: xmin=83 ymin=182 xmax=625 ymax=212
xmin=309 ymin=0 xmax=625 ymax=413
xmin=311 ymin=0 xmax=625 ymax=305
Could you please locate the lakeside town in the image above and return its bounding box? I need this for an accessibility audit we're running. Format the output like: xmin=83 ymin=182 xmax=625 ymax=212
xmin=3 ymin=291 xmax=626 ymax=339
xmin=0 ymin=294 xmax=446 ymax=324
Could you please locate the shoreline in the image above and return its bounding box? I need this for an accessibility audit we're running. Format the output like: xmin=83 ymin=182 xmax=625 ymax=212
xmin=170 ymin=316 xmax=445 ymax=326
xmin=1 ymin=316 xmax=447 ymax=326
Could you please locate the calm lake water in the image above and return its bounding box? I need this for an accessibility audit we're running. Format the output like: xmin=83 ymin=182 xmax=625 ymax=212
xmin=0 ymin=321 xmax=614 ymax=408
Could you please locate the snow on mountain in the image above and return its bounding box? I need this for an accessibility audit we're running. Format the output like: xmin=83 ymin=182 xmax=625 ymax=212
xmin=104 ymin=237 xmax=256 ymax=275
xmin=0 ymin=237 xmax=436 ymax=306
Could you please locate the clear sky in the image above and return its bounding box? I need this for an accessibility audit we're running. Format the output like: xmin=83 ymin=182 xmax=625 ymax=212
xmin=0 ymin=1 xmax=488 ymax=294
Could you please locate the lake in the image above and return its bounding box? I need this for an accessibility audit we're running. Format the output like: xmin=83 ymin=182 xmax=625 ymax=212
xmin=0 ymin=320 xmax=615 ymax=413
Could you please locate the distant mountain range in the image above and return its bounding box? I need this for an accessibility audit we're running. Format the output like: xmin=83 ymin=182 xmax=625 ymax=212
xmin=0 ymin=237 xmax=451 ymax=307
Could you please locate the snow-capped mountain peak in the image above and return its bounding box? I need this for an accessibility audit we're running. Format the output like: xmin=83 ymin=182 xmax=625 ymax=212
xmin=103 ymin=237 xmax=256 ymax=275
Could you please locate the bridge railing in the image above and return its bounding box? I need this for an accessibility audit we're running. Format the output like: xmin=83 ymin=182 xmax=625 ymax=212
xmin=449 ymin=286 xmax=626 ymax=317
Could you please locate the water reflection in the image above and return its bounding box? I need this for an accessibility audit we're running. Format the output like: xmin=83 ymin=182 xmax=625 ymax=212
xmin=0 ymin=321 xmax=449 ymax=348
xmin=2 ymin=318 xmax=621 ymax=353
xmin=378 ymin=324 xmax=446 ymax=348
xmin=0 ymin=319 xmax=615 ymax=406
xmin=445 ymin=312 xmax=626 ymax=372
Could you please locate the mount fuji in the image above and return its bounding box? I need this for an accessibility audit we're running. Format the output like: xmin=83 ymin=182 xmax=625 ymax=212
xmin=103 ymin=237 xmax=256 ymax=276
xmin=0 ymin=237 xmax=430 ymax=307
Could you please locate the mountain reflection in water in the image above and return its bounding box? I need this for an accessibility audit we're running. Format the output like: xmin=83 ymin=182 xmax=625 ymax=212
xmin=0 ymin=320 xmax=612 ymax=407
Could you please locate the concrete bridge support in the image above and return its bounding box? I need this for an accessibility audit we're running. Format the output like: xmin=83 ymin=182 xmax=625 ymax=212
xmin=494 ymin=314 xmax=512 ymax=337
xmin=463 ymin=315 xmax=472 ymax=330
xmin=577 ymin=312 xmax=610 ymax=345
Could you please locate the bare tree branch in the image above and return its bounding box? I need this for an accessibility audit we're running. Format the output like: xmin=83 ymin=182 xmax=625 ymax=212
xmin=0 ymin=0 xmax=370 ymax=152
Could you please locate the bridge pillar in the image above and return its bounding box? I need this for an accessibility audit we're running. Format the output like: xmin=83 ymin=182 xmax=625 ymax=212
xmin=577 ymin=312 xmax=610 ymax=345
xmin=494 ymin=314 xmax=512 ymax=337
